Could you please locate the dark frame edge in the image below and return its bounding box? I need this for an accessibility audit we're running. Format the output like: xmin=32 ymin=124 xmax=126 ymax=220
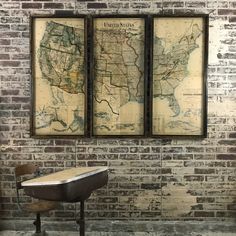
xmin=150 ymin=14 xmax=209 ymax=139
xmin=30 ymin=14 xmax=89 ymax=139
xmin=29 ymin=13 xmax=209 ymax=139
xmin=202 ymin=14 xmax=209 ymax=138
xmin=30 ymin=15 xmax=35 ymax=138
xmin=90 ymin=14 xmax=149 ymax=138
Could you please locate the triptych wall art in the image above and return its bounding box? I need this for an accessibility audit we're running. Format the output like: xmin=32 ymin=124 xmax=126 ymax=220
xmin=31 ymin=15 xmax=208 ymax=138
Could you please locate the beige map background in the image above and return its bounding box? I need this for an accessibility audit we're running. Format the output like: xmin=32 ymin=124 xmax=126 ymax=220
xmin=33 ymin=18 xmax=85 ymax=135
xmin=93 ymin=18 xmax=145 ymax=135
xmin=152 ymin=17 xmax=204 ymax=135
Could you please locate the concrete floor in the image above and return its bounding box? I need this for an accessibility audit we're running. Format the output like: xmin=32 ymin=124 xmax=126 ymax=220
xmin=0 ymin=221 xmax=236 ymax=236
xmin=0 ymin=232 xmax=236 ymax=236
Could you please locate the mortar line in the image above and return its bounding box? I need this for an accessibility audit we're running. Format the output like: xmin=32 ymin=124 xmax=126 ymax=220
xmin=160 ymin=145 xmax=163 ymax=221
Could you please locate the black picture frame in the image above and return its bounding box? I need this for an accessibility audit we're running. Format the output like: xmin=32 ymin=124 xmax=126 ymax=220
xmin=90 ymin=15 xmax=149 ymax=138
xmin=149 ymin=14 xmax=208 ymax=138
xmin=30 ymin=15 xmax=88 ymax=138
xmin=29 ymin=14 xmax=208 ymax=139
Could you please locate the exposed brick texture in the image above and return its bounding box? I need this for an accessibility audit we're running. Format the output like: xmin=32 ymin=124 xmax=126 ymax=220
xmin=0 ymin=0 xmax=236 ymax=224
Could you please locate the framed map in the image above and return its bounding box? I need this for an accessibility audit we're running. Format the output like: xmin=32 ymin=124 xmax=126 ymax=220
xmin=91 ymin=15 xmax=148 ymax=137
xmin=151 ymin=15 xmax=208 ymax=137
xmin=31 ymin=16 xmax=87 ymax=137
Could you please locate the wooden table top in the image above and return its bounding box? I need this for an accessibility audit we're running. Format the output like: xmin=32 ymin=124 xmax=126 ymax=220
xmin=21 ymin=166 xmax=108 ymax=186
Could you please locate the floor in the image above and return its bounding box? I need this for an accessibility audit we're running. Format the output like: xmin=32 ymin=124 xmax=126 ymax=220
xmin=0 ymin=232 xmax=236 ymax=236
xmin=0 ymin=221 xmax=236 ymax=236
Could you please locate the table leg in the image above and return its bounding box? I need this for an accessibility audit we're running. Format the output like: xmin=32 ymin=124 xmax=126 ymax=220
xmin=76 ymin=200 xmax=85 ymax=236
xmin=33 ymin=213 xmax=47 ymax=236
xmin=34 ymin=213 xmax=41 ymax=233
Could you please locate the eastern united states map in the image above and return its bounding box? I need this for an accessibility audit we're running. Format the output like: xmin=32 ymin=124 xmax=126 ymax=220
xmin=152 ymin=18 xmax=204 ymax=135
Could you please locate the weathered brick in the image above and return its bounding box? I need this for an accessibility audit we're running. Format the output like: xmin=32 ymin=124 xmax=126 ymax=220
xmin=173 ymin=154 xmax=193 ymax=160
xmin=0 ymin=61 xmax=20 ymax=67
xmin=216 ymin=211 xmax=236 ymax=217
xmin=0 ymin=111 xmax=11 ymax=117
xmin=0 ymin=32 xmax=20 ymax=38
xmin=0 ymin=10 xmax=9 ymax=16
xmin=87 ymin=161 xmax=107 ymax=166
xmin=44 ymin=3 xmax=64 ymax=9
xmin=227 ymin=204 xmax=236 ymax=210
xmin=87 ymin=3 xmax=107 ymax=8
xmin=217 ymin=154 xmax=236 ymax=160
xmin=162 ymin=147 xmax=183 ymax=153
xmin=205 ymin=175 xmax=225 ymax=182
xmin=141 ymin=183 xmax=161 ymax=190
xmin=0 ymin=125 xmax=10 ymax=131
xmin=98 ymin=139 xmax=118 ymax=145
xmin=163 ymin=1 xmax=184 ymax=8
xmin=22 ymin=3 xmax=42 ymax=9
xmin=218 ymin=9 xmax=236 ymax=15
xmin=207 ymin=1 xmax=228 ymax=8
xmin=0 ymin=39 xmax=10 ymax=45
xmin=108 ymin=204 xmax=127 ymax=211
xmin=140 ymin=211 xmax=161 ymax=218
xmin=11 ymin=97 xmax=30 ymax=103
xmin=140 ymin=139 xmax=171 ymax=146
xmin=0 ymin=54 xmax=10 ymax=60
xmin=130 ymin=147 xmax=150 ymax=153
xmin=109 ymin=147 xmax=129 ymax=153
xmin=184 ymin=175 xmax=204 ymax=182
xmin=184 ymin=161 xmax=204 ymax=167
xmin=197 ymin=197 xmax=215 ymax=203
xmin=186 ymin=147 xmax=204 ymax=153
xmin=55 ymin=10 xmax=75 ymax=15
xmin=185 ymin=2 xmax=205 ymax=8
xmin=229 ymin=17 xmax=236 ymax=23
xmin=1 ymin=17 xmax=21 ymax=24
xmin=217 ymin=53 xmax=236 ymax=59
xmin=194 ymin=211 xmax=215 ymax=217
xmin=1 ymin=89 xmax=18 ymax=96
xmin=0 ymin=97 xmax=10 ymax=103
xmin=194 ymin=168 xmax=215 ymax=175
xmin=229 ymin=132 xmax=236 ymax=138
xmin=55 ymin=140 xmax=76 ymax=146
xmin=130 ymin=2 xmax=151 ymax=9
xmin=108 ymin=2 xmax=129 ymax=9
xmin=98 ymin=197 xmax=118 ymax=204
xmin=173 ymin=9 xmax=195 ymax=14
xmin=44 ymin=147 xmax=65 ymax=153
xmin=192 ymin=204 xmax=204 ymax=210
xmin=12 ymin=25 xmax=29 ymax=34
xmin=0 ymin=104 xmax=21 ymax=110
xmin=0 ymin=24 xmax=10 ymax=31
xmin=227 ymin=161 xmax=236 ymax=167
xmin=44 ymin=161 xmax=64 ymax=167
xmin=205 ymin=161 xmax=226 ymax=167
xmin=227 ymin=147 xmax=236 ymax=153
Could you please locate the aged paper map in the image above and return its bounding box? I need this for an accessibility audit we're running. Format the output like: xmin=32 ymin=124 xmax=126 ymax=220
xmin=93 ymin=18 xmax=145 ymax=135
xmin=152 ymin=17 xmax=204 ymax=135
xmin=33 ymin=18 xmax=85 ymax=135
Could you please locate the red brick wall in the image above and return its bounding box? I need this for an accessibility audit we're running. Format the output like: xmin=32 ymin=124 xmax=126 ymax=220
xmin=0 ymin=0 xmax=235 ymax=222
